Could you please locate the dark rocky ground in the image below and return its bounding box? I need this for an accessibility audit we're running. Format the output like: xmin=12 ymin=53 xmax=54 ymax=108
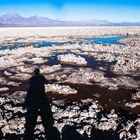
xmin=0 ymin=94 xmax=140 ymax=140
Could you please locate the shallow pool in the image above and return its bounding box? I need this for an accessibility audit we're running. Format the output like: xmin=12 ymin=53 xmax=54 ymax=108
xmin=85 ymin=36 xmax=125 ymax=45
xmin=0 ymin=36 xmax=126 ymax=50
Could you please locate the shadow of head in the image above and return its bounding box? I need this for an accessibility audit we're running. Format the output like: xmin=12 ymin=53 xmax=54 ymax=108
xmin=34 ymin=68 xmax=40 ymax=76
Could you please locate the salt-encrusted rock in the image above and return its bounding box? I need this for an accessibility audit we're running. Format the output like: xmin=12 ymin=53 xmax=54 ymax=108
xmin=28 ymin=57 xmax=45 ymax=64
xmin=94 ymin=53 xmax=116 ymax=62
xmin=132 ymin=90 xmax=140 ymax=101
xmin=4 ymin=71 xmax=12 ymax=76
xmin=125 ymin=102 xmax=140 ymax=108
xmin=65 ymin=69 xmax=105 ymax=84
xmin=100 ymin=76 xmax=138 ymax=90
xmin=0 ymin=87 xmax=9 ymax=92
xmin=16 ymin=66 xmax=34 ymax=73
xmin=9 ymin=73 xmax=31 ymax=81
xmin=45 ymin=84 xmax=77 ymax=95
xmin=119 ymin=37 xmax=140 ymax=47
xmin=41 ymin=64 xmax=62 ymax=74
xmin=112 ymin=58 xmax=140 ymax=75
xmin=57 ymin=53 xmax=87 ymax=66
xmin=10 ymin=91 xmax=27 ymax=103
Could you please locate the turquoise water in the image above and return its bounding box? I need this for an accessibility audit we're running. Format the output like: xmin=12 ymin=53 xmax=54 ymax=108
xmin=86 ymin=36 xmax=125 ymax=45
xmin=0 ymin=41 xmax=65 ymax=50
xmin=32 ymin=41 xmax=65 ymax=48
xmin=0 ymin=46 xmax=16 ymax=50
xmin=0 ymin=36 xmax=125 ymax=50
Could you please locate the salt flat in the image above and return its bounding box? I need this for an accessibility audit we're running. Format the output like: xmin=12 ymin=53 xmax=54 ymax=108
xmin=0 ymin=27 xmax=140 ymax=140
xmin=0 ymin=26 xmax=140 ymax=38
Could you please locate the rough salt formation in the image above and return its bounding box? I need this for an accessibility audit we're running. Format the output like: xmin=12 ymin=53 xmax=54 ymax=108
xmin=46 ymin=84 xmax=77 ymax=95
xmin=0 ymin=87 xmax=9 ymax=92
xmin=41 ymin=65 xmax=62 ymax=74
xmin=60 ymin=69 xmax=139 ymax=90
xmin=82 ymin=44 xmax=140 ymax=75
xmin=0 ymin=27 xmax=140 ymax=39
xmin=0 ymin=96 xmax=140 ymax=140
xmin=57 ymin=54 xmax=87 ymax=66
xmin=0 ymin=27 xmax=139 ymax=139
xmin=125 ymin=102 xmax=140 ymax=108
xmin=105 ymin=76 xmax=139 ymax=89
xmin=63 ymin=69 xmax=105 ymax=84
xmin=9 ymin=73 xmax=31 ymax=81
xmin=28 ymin=57 xmax=46 ymax=64
xmin=112 ymin=57 xmax=140 ymax=75
xmin=94 ymin=53 xmax=116 ymax=62
xmin=119 ymin=37 xmax=140 ymax=47
xmin=132 ymin=90 xmax=140 ymax=101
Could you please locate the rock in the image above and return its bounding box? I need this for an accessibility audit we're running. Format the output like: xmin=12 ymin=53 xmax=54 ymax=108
xmin=57 ymin=53 xmax=87 ymax=66
xmin=45 ymin=84 xmax=77 ymax=95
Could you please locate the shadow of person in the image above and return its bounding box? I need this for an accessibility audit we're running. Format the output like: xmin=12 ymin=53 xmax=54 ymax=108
xmin=62 ymin=125 xmax=86 ymax=140
xmin=23 ymin=68 xmax=55 ymax=140
xmin=0 ymin=129 xmax=3 ymax=139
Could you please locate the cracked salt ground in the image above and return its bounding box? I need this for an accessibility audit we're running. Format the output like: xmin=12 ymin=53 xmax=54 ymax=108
xmin=0 ymin=96 xmax=140 ymax=140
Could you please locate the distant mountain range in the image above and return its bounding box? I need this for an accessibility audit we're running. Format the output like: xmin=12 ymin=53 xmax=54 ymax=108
xmin=0 ymin=13 xmax=140 ymax=27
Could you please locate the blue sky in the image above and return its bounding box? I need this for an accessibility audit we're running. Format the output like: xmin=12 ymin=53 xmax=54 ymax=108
xmin=0 ymin=0 xmax=140 ymax=22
